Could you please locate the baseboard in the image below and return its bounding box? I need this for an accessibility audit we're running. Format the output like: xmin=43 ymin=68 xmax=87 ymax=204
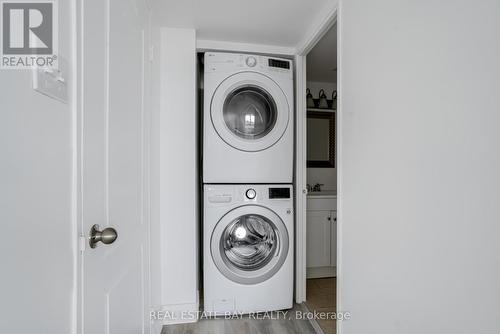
xmin=306 ymin=266 xmax=336 ymax=279
xmin=153 ymin=291 xmax=200 ymax=327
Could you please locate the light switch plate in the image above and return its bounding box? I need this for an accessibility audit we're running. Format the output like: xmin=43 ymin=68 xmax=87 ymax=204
xmin=32 ymin=56 xmax=68 ymax=103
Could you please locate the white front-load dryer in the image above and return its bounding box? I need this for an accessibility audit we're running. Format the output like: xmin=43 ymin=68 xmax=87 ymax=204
xmin=203 ymin=184 xmax=294 ymax=314
xmin=203 ymin=52 xmax=294 ymax=183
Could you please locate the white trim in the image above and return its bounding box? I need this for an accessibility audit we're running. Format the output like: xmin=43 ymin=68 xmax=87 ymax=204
xmin=196 ymin=38 xmax=296 ymax=56
xmin=70 ymin=0 xmax=78 ymax=333
xmin=295 ymin=1 xmax=338 ymax=56
xmin=145 ymin=9 xmax=153 ymax=334
xmin=294 ymin=54 xmax=307 ymax=304
xmin=293 ymin=1 xmax=339 ymax=326
xmin=154 ymin=294 xmax=200 ymax=326
xmin=306 ymin=266 xmax=336 ymax=279
xmin=75 ymin=0 xmax=84 ymax=333
xmin=335 ymin=3 xmax=343 ymax=333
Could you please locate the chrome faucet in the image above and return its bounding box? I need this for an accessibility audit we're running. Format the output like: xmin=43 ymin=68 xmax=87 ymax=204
xmin=312 ymin=183 xmax=324 ymax=192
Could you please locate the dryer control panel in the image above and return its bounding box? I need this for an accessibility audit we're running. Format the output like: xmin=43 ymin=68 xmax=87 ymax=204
xmin=204 ymin=52 xmax=293 ymax=78
xmin=268 ymin=58 xmax=290 ymax=69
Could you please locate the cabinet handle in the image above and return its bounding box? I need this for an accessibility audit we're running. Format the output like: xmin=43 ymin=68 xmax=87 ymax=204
xmin=327 ymin=216 xmax=331 ymax=221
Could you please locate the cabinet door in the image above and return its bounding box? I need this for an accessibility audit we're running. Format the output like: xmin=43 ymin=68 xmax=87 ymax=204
xmin=306 ymin=210 xmax=331 ymax=267
xmin=331 ymin=211 xmax=337 ymax=267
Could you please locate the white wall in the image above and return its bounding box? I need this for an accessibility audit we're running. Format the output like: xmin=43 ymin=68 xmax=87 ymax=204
xmin=150 ymin=27 xmax=199 ymax=328
xmin=339 ymin=0 xmax=500 ymax=333
xmin=307 ymin=81 xmax=337 ymax=191
xmin=0 ymin=1 xmax=75 ymax=333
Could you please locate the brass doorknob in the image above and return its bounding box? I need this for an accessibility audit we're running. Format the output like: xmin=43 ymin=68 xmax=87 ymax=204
xmin=89 ymin=224 xmax=118 ymax=248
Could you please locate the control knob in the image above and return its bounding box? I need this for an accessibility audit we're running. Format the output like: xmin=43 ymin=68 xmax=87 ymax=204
xmin=245 ymin=56 xmax=257 ymax=67
xmin=246 ymin=188 xmax=257 ymax=199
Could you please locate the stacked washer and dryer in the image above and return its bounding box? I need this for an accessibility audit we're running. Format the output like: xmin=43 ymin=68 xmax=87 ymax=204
xmin=203 ymin=52 xmax=294 ymax=315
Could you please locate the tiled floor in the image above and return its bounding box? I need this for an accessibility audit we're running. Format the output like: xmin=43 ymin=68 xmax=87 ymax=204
xmin=306 ymin=278 xmax=336 ymax=334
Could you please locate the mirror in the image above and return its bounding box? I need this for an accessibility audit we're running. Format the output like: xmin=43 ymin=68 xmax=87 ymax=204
xmin=307 ymin=111 xmax=335 ymax=168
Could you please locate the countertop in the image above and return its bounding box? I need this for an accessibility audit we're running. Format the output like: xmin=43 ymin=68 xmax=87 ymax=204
xmin=307 ymin=191 xmax=337 ymax=199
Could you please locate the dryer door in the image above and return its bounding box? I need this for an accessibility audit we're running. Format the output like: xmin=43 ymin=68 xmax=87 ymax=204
xmin=210 ymin=72 xmax=290 ymax=152
xmin=211 ymin=205 xmax=289 ymax=285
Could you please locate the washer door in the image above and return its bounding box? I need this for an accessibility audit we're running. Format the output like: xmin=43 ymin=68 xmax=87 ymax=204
xmin=211 ymin=72 xmax=290 ymax=152
xmin=211 ymin=205 xmax=289 ymax=285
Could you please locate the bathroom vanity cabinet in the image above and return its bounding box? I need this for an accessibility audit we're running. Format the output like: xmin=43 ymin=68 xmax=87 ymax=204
xmin=306 ymin=193 xmax=337 ymax=278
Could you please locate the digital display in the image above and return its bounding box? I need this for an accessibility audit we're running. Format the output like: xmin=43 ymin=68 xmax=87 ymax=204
xmin=268 ymin=59 xmax=290 ymax=69
xmin=269 ymin=188 xmax=291 ymax=199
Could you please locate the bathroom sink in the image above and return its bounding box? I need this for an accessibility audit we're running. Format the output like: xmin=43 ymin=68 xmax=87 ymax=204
xmin=307 ymin=190 xmax=337 ymax=198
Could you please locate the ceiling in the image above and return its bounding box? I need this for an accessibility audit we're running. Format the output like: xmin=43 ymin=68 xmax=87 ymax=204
xmin=307 ymin=24 xmax=337 ymax=83
xmin=150 ymin=0 xmax=334 ymax=48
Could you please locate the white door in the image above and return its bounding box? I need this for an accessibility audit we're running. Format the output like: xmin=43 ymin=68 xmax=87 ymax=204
xmin=79 ymin=0 xmax=149 ymax=333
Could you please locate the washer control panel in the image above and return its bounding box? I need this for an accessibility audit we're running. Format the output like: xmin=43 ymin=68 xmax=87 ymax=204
xmin=205 ymin=185 xmax=293 ymax=208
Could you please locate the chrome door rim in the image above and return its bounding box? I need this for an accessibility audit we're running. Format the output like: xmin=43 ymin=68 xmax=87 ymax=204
xmin=210 ymin=72 xmax=290 ymax=152
xmin=211 ymin=205 xmax=289 ymax=285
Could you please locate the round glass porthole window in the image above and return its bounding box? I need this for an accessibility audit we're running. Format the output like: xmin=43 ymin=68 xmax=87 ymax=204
xmin=222 ymin=85 xmax=277 ymax=140
xmin=220 ymin=214 xmax=278 ymax=271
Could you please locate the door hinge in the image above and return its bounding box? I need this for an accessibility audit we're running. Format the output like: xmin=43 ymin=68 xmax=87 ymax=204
xmin=79 ymin=235 xmax=87 ymax=252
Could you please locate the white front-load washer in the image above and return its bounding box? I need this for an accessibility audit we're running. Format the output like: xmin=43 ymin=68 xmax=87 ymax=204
xmin=203 ymin=184 xmax=294 ymax=314
xmin=203 ymin=52 xmax=294 ymax=183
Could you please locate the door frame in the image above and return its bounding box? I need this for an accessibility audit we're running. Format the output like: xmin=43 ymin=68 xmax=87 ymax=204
xmin=293 ymin=0 xmax=339 ymax=308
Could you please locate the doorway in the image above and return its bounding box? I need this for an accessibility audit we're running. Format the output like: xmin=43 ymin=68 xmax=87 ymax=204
xmin=305 ymin=23 xmax=337 ymax=334
xmin=294 ymin=7 xmax=338 ymax=334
